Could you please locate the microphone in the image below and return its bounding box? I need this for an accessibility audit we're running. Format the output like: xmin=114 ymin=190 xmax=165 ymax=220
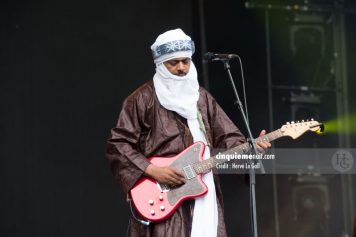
xmin=203 ymin=52 xmax=239 ymax=62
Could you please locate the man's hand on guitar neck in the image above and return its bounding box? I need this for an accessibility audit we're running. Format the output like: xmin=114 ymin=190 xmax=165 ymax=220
xmin=144 ymin=164 xmax=186 ymax=186
xmin=256 ymin=130 xmax=272 ymax=153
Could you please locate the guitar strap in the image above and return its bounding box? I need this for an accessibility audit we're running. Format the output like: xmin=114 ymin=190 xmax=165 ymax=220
xmin=197 ymin=109 xmax=211 ymax=148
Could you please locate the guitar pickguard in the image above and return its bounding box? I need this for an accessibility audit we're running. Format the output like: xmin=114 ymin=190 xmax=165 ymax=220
xmin=166 ymin=143 xmax=206 ymax=206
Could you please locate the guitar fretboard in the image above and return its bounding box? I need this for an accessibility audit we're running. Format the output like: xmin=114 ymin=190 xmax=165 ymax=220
xmin=193 ymin=129 xmax=283 ymax=174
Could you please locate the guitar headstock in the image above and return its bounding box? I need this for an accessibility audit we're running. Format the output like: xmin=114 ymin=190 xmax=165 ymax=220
xmin=280 ymin=119 xmax=324 ymax=139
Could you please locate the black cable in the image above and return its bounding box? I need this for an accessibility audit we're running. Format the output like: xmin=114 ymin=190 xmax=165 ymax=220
xmin=235 ymin=55 xmax=250 ymax=124
xmin=125 ymin=219 xmax=131 ymax=237
xmin=129 ymin=199 xmax=151 ymax=226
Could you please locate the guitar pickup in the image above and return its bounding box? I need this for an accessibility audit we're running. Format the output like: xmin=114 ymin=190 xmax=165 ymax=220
xmin=183 ymin=165 xmax=196 ymax=180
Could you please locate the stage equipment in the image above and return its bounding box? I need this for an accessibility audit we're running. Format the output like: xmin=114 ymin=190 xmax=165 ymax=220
xmin=289 ymin=92 xmax=320 ymax=122
xmin=245 ymin=1 xmax=354 ymax=236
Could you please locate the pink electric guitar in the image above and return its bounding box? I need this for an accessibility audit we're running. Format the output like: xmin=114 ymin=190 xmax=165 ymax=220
xmin=129 ymin=120 xmax=323 ymax=222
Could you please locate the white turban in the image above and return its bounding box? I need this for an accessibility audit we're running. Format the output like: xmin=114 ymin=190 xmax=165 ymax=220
xmin=150 ymin=28 xmax=195 ymax=65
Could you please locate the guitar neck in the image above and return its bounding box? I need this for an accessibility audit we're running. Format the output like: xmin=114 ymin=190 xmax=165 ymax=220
xmin=193 ymin=129 xmax=284 ymax=174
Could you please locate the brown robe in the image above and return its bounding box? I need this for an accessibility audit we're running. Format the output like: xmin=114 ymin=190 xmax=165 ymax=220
xmin=106 ymin=80 xmax=245 ymax=237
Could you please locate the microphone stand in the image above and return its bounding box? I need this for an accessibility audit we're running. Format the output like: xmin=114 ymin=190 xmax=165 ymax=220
xmin=220 ymin=58 xmax=264 ymax=237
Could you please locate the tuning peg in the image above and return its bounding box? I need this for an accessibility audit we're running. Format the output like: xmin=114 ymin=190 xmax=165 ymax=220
xmin=291 ymin=121 xmax=295 ymax=124
xmin=301 ymin=120 xmax=304 ymax=122
xmin=297 ymin=120 xmax=300 ymax=123
xmin=311 ymin=118 xmax=314 ymax=121
xmin=286 ymin=122 xmax=290 ymax=125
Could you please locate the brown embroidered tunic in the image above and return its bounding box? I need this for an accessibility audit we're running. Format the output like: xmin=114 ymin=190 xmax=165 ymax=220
xmin=106 ymin=80 xmax=245 ymax=237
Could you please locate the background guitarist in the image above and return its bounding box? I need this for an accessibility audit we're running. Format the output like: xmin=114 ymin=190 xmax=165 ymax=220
xmin=106 ymin=28 xmax=271 ymax=237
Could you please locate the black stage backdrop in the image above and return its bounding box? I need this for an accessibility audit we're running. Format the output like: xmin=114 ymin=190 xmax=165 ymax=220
xmin=0 ymin=0 xmax=193 ymax=236
xmin=1 ymin=0 xmax=356 ymax=237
